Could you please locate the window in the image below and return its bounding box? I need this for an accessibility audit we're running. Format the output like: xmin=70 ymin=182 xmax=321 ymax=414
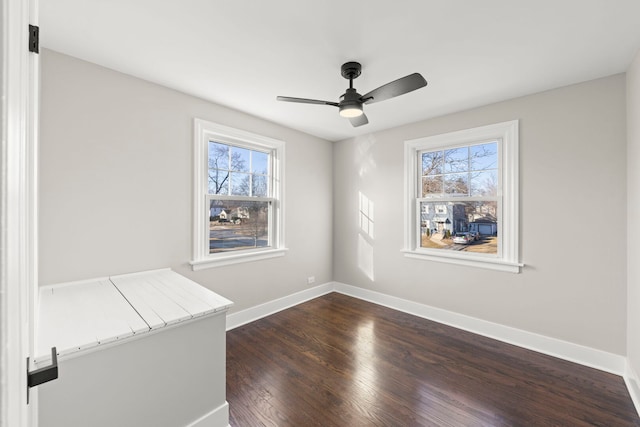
xmin=191 ymin=119 xmax=285 ymax=270
xmin=403 ymin=120 xmax=521 ymax=273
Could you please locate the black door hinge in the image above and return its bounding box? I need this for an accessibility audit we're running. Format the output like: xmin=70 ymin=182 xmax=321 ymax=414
xmin=28 ymin=25 xmax=39 ymax=53
xmin=26 ymin=347 xmax=58 ymax=404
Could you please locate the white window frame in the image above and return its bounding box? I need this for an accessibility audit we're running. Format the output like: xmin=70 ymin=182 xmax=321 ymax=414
xmin=403 ymin=120 xmax=522 ymax=273
xmin=190 ymin=119 xmax=286 ymax=270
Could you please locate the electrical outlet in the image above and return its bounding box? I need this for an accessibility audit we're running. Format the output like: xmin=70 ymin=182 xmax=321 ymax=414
xmin=307 ymin=276 xmax=316 ymax=285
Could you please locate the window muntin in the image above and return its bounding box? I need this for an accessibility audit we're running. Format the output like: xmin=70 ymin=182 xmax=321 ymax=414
xmin=403 ymin=120 xmax=520 ymax=273
xmin=192 ymin=119 xmax=285 ymax=270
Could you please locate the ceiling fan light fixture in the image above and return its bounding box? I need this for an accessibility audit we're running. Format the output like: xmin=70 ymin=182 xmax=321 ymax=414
xmin=276 ymin=61 xmax=427 ymax=128
xmin=339 ymin=103 xmax=363 ymax=118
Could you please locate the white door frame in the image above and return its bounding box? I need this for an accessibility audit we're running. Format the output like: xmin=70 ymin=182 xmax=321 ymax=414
xmin=1 ymin=0 xmax=39 ymax=425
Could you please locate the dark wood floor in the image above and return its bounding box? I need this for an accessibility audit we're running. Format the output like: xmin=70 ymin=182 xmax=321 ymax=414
xmin=227 ymin=293 xmax=640 ymax=426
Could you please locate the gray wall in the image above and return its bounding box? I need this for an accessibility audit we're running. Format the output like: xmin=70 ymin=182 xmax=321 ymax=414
xmin=628 ymin=50 xmax=640 ymax=380
xmin=40 ymin=48 xmax=632 ymax=358
xmin=39 ymin=49 xmax=334 ymax=313
xmin=333 ymin=74 xmax=627 ymax=355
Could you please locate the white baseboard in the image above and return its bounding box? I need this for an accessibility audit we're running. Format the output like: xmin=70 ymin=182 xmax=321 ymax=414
xmin=625 ymin=360 xmax=640 ymax=417
xmin=224 ymin=282 xmax=637 ymax=415
xmin=225 ymin=281 xmax=626 ymax=375
xmin=186 ymin=401 xmax=229 ymax=427
xmin=226 ymin=283 xmax=334 ymax=330
xmin=332 ymin=282 xmax=626 ymax=375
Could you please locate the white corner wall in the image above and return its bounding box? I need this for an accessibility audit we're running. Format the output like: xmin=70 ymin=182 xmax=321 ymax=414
xmin=627 ymin=49 xmax=640 ymax=406
xmin=38 ymin=49 xmax=333 ymax=313
xmin=333 ymin=74 xmax=628 ymax=355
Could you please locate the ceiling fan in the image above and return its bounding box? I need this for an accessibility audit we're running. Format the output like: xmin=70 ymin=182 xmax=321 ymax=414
xmin=277 ymin=61 xmax=427 ymax=127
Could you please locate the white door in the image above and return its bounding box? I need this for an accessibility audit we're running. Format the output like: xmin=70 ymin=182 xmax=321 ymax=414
xmin=1 ymin=0 xmax=40 ymax=426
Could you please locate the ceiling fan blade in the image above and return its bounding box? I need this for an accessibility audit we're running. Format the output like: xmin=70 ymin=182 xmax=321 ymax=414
xmin=349 ymin=113 xmax=369 ymax=127
xmin=361 ymin=73 xmax=427 ymax=105
xmin=276 ymin=96 xmax=338 ymax=107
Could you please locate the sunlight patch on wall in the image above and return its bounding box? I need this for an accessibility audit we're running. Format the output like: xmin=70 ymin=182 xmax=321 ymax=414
xmin=358 ymin=234 xmax=375 ymax=281
xmin=354 ymin=135 xmax=377 ymax=178
xmin=358 ymin=191 xmax=375 ymax=281
xmin=359 ymin=192 xmax=374 ymax=239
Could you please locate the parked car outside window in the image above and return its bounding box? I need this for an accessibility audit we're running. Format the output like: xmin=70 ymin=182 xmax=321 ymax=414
xmin=452 ymin=233 xmax=473 ymax=245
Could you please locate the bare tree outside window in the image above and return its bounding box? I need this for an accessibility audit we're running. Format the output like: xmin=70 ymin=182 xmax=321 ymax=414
xmin=209 ymin=142 xmax=247 ymax=194
xmin=246 ymin=202 xmax=269 ymax=247
xmin=421 ymin=142 xmax=497 ymax=197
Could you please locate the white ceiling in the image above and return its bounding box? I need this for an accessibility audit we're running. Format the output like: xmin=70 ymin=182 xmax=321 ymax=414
xmin=40 ymin=0 xmax=640 ymax=142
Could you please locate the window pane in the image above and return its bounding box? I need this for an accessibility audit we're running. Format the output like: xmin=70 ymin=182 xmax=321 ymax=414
xmin=470 ymin=142 xmax=498 ymax=171
xmin=422 ymin=176 xmax=443 ymax=196
xmin=444 ymin=147 xmax=468 ymax=173
xmin=252 ymin=174 xmax=268 ymax=197
xmin=422 ymin=151 xmax=443 ymax=175
xmin=469 ymin=200 xmax=498 ymax=223
xmin=209 ymin=142 xmax=230 ymax=169
xmin=209 ymin=199 xmax=270 ymax=253
xmin=230 ymin=172 xmax=250 ymax=196
xmin=470 ymin=170 xmax=498 ymax=197
xmin=419 ymin=201 xmax=497 ymax=254
xmin=209 ymin=176 xmax=229 ymax=195
xmin=231 ymin=146 xmax=250 ymax=172
xmin=209 ymin=142 xmax=272 ymax=198
xmin=208 ymin=142 xmax=230 ymax=194
xmin=252 ymin=151 xmax=269 ymax=174
xmin=444 ymin=173 xmax=469 ymax=196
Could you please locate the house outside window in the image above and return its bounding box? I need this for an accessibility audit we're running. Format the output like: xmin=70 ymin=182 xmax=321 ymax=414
xmin=403 ymin=120 xmax=521 ymax=273
xmin=191 ymin=119 xmax=286 ymax=270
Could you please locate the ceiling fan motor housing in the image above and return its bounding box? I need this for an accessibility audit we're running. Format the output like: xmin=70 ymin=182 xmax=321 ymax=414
xmin=339 ymin=88 xmax=363 ymax=117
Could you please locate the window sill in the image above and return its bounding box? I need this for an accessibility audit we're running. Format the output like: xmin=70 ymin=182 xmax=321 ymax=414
xmin=402 ymin=249 xmax=523 ymax=273
xmin=190 ymin=248 xmax=288 ymax=270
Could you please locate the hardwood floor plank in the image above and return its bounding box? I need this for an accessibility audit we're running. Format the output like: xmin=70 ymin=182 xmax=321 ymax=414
xmin=227 ymin=293 xmax=640 ymax=426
